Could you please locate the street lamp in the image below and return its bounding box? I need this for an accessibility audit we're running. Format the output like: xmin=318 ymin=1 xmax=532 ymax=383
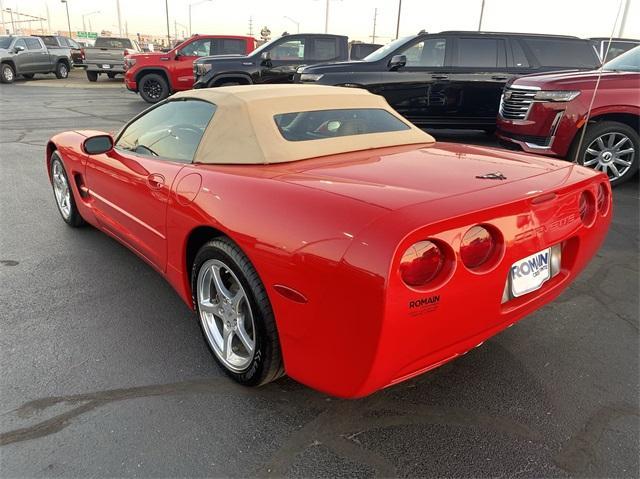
xmin=60 ymin=0 xmax=71 ymax=37
xmin=283 ymin=16 xmax=300 ymax=33
xmin=82 ymin=10 xmax=100 ymax=33
xmin=188 ymin=0 xmax=212 ymax=37
xmin=395 ymin=0 xmax=402 ymax=39
xmin=5 ymin=7 xmax=15 ymax=35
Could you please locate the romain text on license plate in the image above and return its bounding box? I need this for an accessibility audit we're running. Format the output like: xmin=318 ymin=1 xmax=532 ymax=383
xmin=510 ymin=248 xmax=551 ymax=297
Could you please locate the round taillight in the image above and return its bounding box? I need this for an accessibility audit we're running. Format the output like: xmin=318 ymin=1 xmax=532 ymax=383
xmin=596 ymin=183 xmax=609 ymax=213
xmin=579 ymin=190 xmax=596 ymax=226
xmin=460 ymin=225 xmax=496 ymax=269
xmin=399 ymin=241 xmax=444 ymax=287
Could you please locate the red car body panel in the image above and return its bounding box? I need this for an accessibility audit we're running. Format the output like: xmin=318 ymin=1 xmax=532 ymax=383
xmin=124 ymin=35 xmax=257 ymax=93
xmin=497 ymin=70 xmax=640 ymax=157
xmin=47 ymin=134 xmax=611 ymax=398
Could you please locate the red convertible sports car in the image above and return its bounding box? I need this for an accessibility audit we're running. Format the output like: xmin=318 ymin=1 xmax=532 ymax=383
xmin=47 ymin=85 xmax=611 ymax=398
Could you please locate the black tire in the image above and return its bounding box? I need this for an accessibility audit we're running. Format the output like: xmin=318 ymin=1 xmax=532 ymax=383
xmin=55 ymin=61 xmax=69 ymax=79
xmin=22 ymin=73 xmax=35 ymax=79
xmin=191 ymin=237 xmax=284 ymax=387
xmin=0 ymin=63 xmax=15 ymax=83
xmin=86 ymin=70 xmax=98 ymax=82
xmin=107 ymin=72 xmax=116 ymax=79
xmin=50 ymin=152 xmax=85 ymax=227
xmin=570 ymin=121 xmax=639 ymax=187
xmin=139 ymin=73 xmax=169 ymax=103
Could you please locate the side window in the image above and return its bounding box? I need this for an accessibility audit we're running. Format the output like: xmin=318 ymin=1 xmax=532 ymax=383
xmin=455 ymin=38 xmax=505 ymax=67
xmin=14 ymin=39 xmax=27 ymax=51
xmin=180 ymin=39 xmax=211 ymax=57
xmin=400 ymin=38 xmax=446 ymax=67
xmin=25 ymin=38 xmax=43 ymax=50
xmin=522 ymin=38 xmax=599 ymax=68
xmin=271 ymin=39 xmax=304 ymax=60
xmin=211 ymin=39 xmax=247 ymax=55
xmin=511 ymin=40 xmax=530 ymax=68
xmin=67 ymin=39 xmax=79 ymax=49
xmin=310 ymin=38 xmax=338 ymax=61
xmin=39 ymin=36 xmax=58 ymax=47
xmin=116 ymin=100 xmax=216 ymax=163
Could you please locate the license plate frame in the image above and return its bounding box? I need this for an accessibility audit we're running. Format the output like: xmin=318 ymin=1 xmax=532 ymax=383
xmin=102 ymin=64 xmax=111 ymax=69
xmin=510 ymin=248 xmax=551 ymax=297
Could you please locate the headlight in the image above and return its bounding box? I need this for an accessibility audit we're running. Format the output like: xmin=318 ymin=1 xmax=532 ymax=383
xmin=194 ymin=63 xmax=212 ymax=76
xmin=533 ymin=90 xmax=580 ymax=102
xmin=299 ymin=73 xmax=324 ymax=82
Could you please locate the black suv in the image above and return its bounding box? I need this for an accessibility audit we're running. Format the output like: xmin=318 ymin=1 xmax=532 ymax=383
xmin=295 ymin=31 xmax=601 ymax=131
xmin=193 ymin=33 xmax=349 ymax=88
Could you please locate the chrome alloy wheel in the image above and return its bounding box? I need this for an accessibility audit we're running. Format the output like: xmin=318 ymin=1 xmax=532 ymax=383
xmin=52 ymin=160 xmax=71 ymax=219
xmin=583 ymin=132 xmax=635 ymax=181
xmin=197 ymin=259 xmax=256 ymax=372
xmin=3 ymin=65 xmax=13 ymax=82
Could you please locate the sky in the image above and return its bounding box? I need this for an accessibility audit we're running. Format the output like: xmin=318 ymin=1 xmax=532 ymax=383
xmin=2 ymin=0 xmax=639 ymax=42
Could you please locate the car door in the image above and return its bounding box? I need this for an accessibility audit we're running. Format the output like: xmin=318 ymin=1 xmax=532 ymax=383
xmin=24 ymin=37 xmax=50 ymax=71
xmin=260 ymin=36 xmax=307 ymax=83
xmin=442 ymin=36 xmax=510 ymax=128
xmin=174 ymin=38 xmax=212 ymax=90
xmin=368 ymin=37 xmax=452 ymax=127
xmin=84 ymin=99 xmax=216 ymax=271
xmin=11 ymin=39 xmax=32 ymax=72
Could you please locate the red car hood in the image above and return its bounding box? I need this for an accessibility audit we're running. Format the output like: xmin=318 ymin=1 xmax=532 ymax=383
xmin=509 ymin=69 xmax=636 ymax=90
xmin=276 ymin=142 xmax=574 ymax=210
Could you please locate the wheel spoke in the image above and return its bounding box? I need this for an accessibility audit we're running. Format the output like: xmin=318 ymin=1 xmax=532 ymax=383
xmin=617 ymin=148 xmax=635 ymax=156
xmin=211 ymin=264 xmax=234 ymax=302
xmin=199 ymin=299 xmax=219 ymax=316
xmin=222 ymin=325 xmax=234 ymax=360
xmin=235 ymin=319 xmax=254 ymax=354
xmin=609 ymin=163 xmax=620 ymax=177
xmin=596 ymin=137 xmax=606 ymax=150
xmin=607 ymin=133 xmax=616 ymax=148
xmin=613 ymin=137 xmax=629 ymax=149
xmin=613 ymin=158 xmax=632 ymax=167
xmin=585 ymin=147 xmax=599 ymax=156
xmin=583 ymin=158 xmax=599 ymax=166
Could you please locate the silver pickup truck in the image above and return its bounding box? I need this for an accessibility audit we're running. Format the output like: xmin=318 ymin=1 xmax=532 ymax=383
xmin=84 ymin=37 xmax=141 ymax=82
xmin=0 ymin=35 xmax=72 ymax=83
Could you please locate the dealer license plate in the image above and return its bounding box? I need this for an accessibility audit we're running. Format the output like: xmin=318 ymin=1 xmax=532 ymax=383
xmin=102 ymin=64 xmax=111 ymax=69
xmin=510 ymin=248 xmax=551 ymax=297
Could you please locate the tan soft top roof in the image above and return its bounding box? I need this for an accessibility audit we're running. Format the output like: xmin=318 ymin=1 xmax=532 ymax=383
xmin=172 ymin=84 xmax=434 ymax=165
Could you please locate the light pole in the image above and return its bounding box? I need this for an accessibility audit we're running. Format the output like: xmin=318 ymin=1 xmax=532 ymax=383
xmin=6 ymin=7 xmax=15 ymax=35
xmin=164 ymin=0 xmax=170 ymax=46
xmin=371 ymin=8 xmax=378 ymax=44
xmin=82 ymin=10 xmax=100 ymax=33
xmin=60 ymin=0 xmax=71 ymax=37
xmin=395 ymin=0 xmax=402 ymax=39
xmin=188 ymin=0 xmax=212 ymax=37
xmin=478 ymin=0 xmax=486 ymax=31
xmin=116 ymin=0 xmax=122 ymax=36
xmin=283 ymin=16 xmax=300 ymax=33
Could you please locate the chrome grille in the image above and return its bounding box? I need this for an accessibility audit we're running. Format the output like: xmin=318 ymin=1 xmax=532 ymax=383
xmin=499 ymin=88 xmax=537 ymax=120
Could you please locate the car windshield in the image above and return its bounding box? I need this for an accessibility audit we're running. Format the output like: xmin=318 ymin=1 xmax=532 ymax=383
xmin=0 ymin=37 xmax=13 ymax=49
xmin=362 ymin=36 xmax=414 ymax=62
xmin=602 ymin=45 xmax=640 ymax=72
xmin=274 ymin=108 xmax=410 ymax=142
xmin=94 ymin=37 xmax=133 ymax=49
xmin=250 ymin=37 xmax=282 ymax=57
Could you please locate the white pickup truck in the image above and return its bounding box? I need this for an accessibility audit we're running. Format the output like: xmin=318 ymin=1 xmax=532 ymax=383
xmin=83 ymin=36 xmax=141 ymax=82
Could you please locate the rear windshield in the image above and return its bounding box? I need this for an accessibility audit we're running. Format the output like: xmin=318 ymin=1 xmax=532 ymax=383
xmin=274 ymin=108 xmax=410 ymax=142
xmin=94 ymin=37 xmax=133 ymax=49
xmin=0 ymin=37 xmax=12 ymax=49
xmin=522 ymin=38 xmax=600 ymax=68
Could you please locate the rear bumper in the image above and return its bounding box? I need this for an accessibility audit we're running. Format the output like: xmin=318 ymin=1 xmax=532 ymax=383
xmin=282 ymin=168 xmax=611 ymax=398
xmin=85 ymin=63 xmax=125 ymax=74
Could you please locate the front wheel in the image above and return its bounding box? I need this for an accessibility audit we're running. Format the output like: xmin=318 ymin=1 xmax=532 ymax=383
xmin=0 ymin=63 xmax=15 ymax=83
xmin=50 ymin=152 xmax=85 ymax=227
xmin=55 ymin=62 xmax=69 ymax=79
xmin=572 ymin=121 xmax=638 ymax=186
xmin=139 ymin=73 xmax=169 ymax=103
xmin=192 ymin=238 xmax=284 ymax=386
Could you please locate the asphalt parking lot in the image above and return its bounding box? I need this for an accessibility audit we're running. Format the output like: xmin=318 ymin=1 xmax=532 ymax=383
xmin=0 ymin=70 xmax=638 ymax=478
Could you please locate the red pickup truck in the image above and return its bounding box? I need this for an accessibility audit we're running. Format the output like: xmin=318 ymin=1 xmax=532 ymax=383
xmin=124 ymin=34 xmax=257 ymax=103
xmin=497 ymin=46 xmax=639 ymax=186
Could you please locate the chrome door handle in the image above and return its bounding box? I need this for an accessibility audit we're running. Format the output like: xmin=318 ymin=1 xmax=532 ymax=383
xmin=146 ymin=173 xmax=164 ymax=189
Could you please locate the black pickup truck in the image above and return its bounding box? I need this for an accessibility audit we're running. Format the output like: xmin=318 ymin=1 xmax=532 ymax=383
xmin=295 ymin=31 xmax=601 ymax=132
xmin=193 ymin=33 xmax=348 ymax=88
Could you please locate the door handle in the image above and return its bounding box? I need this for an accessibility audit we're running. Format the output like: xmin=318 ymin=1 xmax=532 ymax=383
xmin=146 ymin=173 xmax=165 ymax=190
xmin=491 ymin=75 xmax=509 ymax=80
xmin=431 ymin=74 xmax=449 ymax=80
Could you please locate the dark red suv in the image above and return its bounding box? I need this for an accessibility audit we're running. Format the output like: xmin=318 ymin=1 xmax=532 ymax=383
xmin=124 ymin=34 xmax=257 ymax=103
xmin=497 ymin=47 xmax=639 ymax=185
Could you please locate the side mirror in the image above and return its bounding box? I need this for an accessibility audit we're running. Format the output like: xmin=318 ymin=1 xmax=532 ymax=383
xmin=82 ymin=134 xmax=114 ymax=155
xmin=388 ymin=54 xmax=406 ymax=71
xmin=260 ymin=51 xmax=272 ymax=66
xmin=14 ymin=45 xmax=25 ymax=53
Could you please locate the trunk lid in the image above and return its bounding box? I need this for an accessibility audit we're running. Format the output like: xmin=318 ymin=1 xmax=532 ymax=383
xmin=277 ymin=142 xmax=573 ymax=210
